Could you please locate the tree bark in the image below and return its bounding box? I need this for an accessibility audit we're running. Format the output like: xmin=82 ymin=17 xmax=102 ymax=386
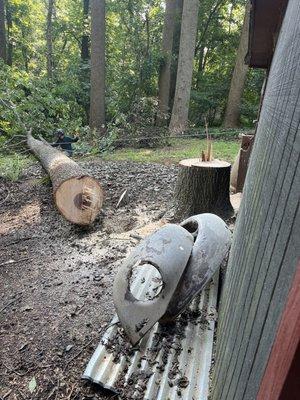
xmin=27 ymin=132 xmax=103 ymax=225
xmin=223 ymin=2 xmax=250 ymax=128
xmin=169 ymin=0 xmax=183 ymax=111
xmin=157 ymin=0 xmax=177 ymax=126
xmin=46 ymin=0 xmax=55 ymax=79
xmin=174 ymin=159 xmax=233 ymax=220
xmin=81 ymin=0 xmax=90 ymax=61
xmin=6 ymin=4 xmax=12 ymax=66
xmin=0 ymin=0 xmax=6 ymax=63
xmin=89 ymin=0 xmax=105 ymax=134
xmin=169 ymin=0 xmax=200 ymax=133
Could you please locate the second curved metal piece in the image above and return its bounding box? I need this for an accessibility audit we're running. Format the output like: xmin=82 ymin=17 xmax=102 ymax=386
xmin=161 ymin=213 xmax=231 ymax=322
xmin=113 ymin=224 xmax=194 ymax=344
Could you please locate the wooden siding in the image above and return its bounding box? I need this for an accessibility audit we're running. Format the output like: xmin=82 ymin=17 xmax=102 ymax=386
xmin=257 ymin=262 xmax=300 ymax=400
xmin=212 ymin=0 xmax=300 ymax=399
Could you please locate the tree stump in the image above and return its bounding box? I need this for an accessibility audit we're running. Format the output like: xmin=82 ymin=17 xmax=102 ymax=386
xmin=174 ymin=158 xmax=233 ymax=219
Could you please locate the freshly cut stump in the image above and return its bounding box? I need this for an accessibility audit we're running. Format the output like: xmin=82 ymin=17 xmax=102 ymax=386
xmin=174 ymin=158 xmax=233 ymax=219
xmin=27 ymin=132 xmax=103 ymax=225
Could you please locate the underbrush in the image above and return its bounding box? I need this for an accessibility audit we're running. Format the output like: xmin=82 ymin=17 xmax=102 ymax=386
xmin=0 ymin=154 xmax=31 ymax=181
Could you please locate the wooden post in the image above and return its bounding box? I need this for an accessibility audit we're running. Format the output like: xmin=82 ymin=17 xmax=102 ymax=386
xmin=212 ymin=1 xmax=300 ymax=399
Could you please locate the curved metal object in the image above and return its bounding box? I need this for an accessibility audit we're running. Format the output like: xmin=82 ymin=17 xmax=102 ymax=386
xmin=113 ymin=224 xmax=194 ymax=344
xmin=161 ymin=213 xmax=231 ymax=322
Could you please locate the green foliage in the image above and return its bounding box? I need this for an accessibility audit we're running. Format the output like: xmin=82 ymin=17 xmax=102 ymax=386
xmin=0 ymin=62 xmax=85 ymax=139
xmin=0 ymin=0 xmax=262 ymax=150
xmin=0 ymin=153 xmax=30 ymax=181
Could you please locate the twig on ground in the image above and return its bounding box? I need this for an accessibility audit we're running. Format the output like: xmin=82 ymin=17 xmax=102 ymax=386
xmin=0 ymin=296 xmax=21 ymax=314
xmin=129 ymin=233 xmax=143 ymax=240
xmin=2 ymin=389 xmax=12 ymax=399
xmin=67 ymin=384 xmax=75 ymax=400
xmin=63 ymin=339 xmax=94 ymax=372
xmin=0 ymin=258 xmax=31 ymax=268
xmin=0 ymin=187 xmax=10 ymax=206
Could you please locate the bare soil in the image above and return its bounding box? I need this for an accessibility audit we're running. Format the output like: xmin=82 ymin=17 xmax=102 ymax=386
xmin=0 ymin=159 xmax=178 ymax=400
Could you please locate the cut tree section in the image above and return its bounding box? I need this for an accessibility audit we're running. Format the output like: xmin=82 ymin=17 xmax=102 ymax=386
xmin=174 ymin=158 xmax=233 ymax=219
xmin=27 ymin=132 xmax=103 ymax=225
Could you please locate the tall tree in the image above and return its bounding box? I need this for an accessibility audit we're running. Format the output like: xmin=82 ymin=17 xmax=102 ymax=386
xmin=0 ymin=0 xmax=6 ymax=62
xmin=169 ymin=0 xmax=183 ymax=110
xmin=81 ymin=0 xmax=90 ymax=61
xmin=223 ymin=2 xmax=250 ymax=128
xmin=169 ymin=0 xmax=200 ymax=133
xmin=157 ymin=0 xmax=177 ymax=125
xmin=6 ymin=2 xmax=12 ymax=66
xmin=89 ymin=0 xmax=105 ymax=133
xmin=46 ymin=0 xmax=55 ymax=78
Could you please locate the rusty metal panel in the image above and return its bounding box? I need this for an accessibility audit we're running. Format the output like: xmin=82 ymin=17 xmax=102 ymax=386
xmin=83 ymin=269 xmax=219 ymax=399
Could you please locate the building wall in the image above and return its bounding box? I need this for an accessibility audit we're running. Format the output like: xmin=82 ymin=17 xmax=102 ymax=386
xmin=212 ymin=0 xmax=300 ymax=399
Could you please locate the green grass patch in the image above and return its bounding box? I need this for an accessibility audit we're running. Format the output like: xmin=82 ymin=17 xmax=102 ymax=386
xmin=0 ymin=154 xmax=31 ymax=181
xmin=102 ymin=138 xmax=240 ymax=164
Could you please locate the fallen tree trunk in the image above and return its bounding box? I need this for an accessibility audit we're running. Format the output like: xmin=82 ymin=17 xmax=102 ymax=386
xmin=27 ymin=132 xmax=103 ymax=225
xmin=174 ymin=158 xmax=233 ymax=219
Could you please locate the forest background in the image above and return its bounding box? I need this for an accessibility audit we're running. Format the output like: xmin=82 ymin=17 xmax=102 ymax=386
xmin=0 ymin=0 xmax=264 ymax=154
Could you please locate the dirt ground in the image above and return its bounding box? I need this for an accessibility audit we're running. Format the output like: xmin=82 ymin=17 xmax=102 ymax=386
xmin=0 ymin=159 xmax=178 ymax=400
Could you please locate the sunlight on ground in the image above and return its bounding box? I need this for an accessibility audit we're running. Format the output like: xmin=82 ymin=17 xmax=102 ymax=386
xmin=103 ymin=138 xmax=240 ymax=164
xmin=0 ymin=202 xmax=41 ymax=235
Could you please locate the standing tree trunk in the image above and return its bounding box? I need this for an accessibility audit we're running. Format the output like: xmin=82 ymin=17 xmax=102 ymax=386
xmin=81 ymin=0 xmax=90 ymax=61
xmin=46 ymin=0 xmax=55 ymax=79
xmin=169 ymin=0 xmax=200 ymax=133
xmin=223 ymin=2 xmax=250 ymax=128
xmin=157 ymin=0 xmax=177 ymax=126
xmin=0 ymin=0 xmax=6 ymax=63
xmin=89 ymin=0 xmax=105 ymax=134
xmin=27 ymin=132 xmax=104 ymax=225
xmin=169 ymin=0 xmax=183 ymax=110
xmin=6 ymin=4 xmax=12 ymax=66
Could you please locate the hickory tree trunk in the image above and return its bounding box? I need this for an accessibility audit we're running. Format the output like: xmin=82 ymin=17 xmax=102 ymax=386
xmin=46 ymin=0 xmax=55 ymax=79
xmin=27 ymin=132 xmax=103 ymax=225
xmin=169 ymin=0 xmax=199 ymax=133
xmin=0 ymin=0 xmax=6 ymax=63
xmin=169 ymin=0 xmax=183 ymax=110
xmin=157 ymin=0 xmax=177 ymax=126
xmin=223 ymin=2 xmax=250 ymax=128
xmin=174 ymin=159 xmax=233 ymax=220
xmin=89 ymin=0 xmax=105 ymax=133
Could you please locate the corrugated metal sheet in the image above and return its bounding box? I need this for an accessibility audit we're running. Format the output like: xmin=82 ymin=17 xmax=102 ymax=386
xmin=83 ymin=268 xmax=218 ymax=399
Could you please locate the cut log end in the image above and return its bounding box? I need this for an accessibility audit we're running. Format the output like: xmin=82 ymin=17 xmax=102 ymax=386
xmin=179 ymin=159 xmax=230 ymax=168
xmin=55 ymin=176 xmax=104 ymax=225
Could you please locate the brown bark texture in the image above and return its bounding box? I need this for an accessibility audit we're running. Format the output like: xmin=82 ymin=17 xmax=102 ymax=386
xmin=169 ymin=0 xmax=199 ymax=133
xmin=89 ymin=0 xmax=105 ymax=133
xmin=0 ymin=0 xmax=6 ymax=62
xmin=81 ymin=0 xmax=90 ymax=61
xmin=46 ymin=0 xmax=54 ymax=78
xmin=157 ymin=0 xmax=177 ymax=125
xmin=174 ymin=159 xmax=234 ymax=220
xmin=27 ymin=132 xmax=103 ymax=225
xmin=169 ymin=0 xmax=183 ymax=110
xmin=223 ymin=2 xmax=250 ymax=128
xmin=6 ymin=4 xmax=12 ymax=66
